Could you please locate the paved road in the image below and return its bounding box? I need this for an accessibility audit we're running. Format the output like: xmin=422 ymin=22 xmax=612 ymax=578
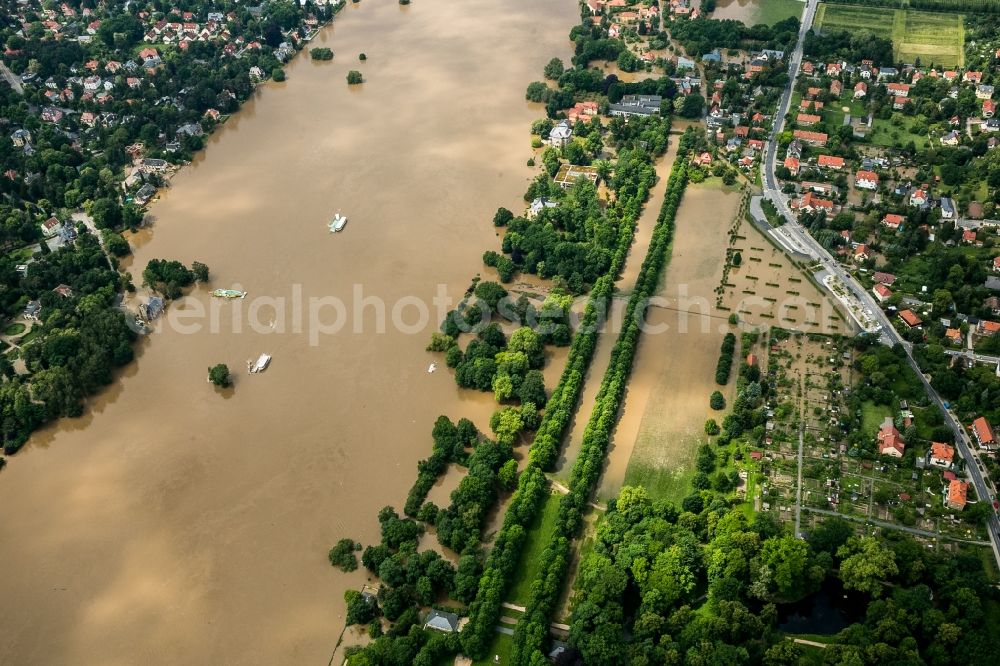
xmin=0 ymin=61 xmax=23 ymax=95
xmin=758 ymin=0 xmax=1000 ymax=569
xmin=944 ymin=348 xmax=1000 ymax=366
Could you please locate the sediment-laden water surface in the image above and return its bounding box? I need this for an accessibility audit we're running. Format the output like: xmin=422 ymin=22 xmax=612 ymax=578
xmin=0 ymin=2 xmax=577 ymax=664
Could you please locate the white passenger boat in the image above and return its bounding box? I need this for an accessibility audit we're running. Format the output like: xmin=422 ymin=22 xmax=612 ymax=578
xmin=248 ymin=353 xmax=271 ymax=374
xmin=328 ymin=213 xmax=348 ymax=232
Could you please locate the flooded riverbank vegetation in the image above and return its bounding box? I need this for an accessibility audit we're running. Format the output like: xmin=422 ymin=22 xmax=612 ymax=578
xmin=336 ymin=11 xmax=693 ymax=665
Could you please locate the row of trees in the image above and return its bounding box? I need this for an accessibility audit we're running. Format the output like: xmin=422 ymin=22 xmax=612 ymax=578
xmin=510 ymin=149 xmax=691 ymax=664
xmin=458 ymin=131 xmax=676 ymax=666
xmin=715 ymin=331 xmax=736 ymax=385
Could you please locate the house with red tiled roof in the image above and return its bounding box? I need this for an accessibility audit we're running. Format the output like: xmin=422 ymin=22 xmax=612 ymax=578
xmin=853 ymin=244 xmax=869 ymax=262
xmin=947 ymin=479 xmax=968 ymax=510
xmin=945 ymin=328 xmax=963 ymax=345
xmin=830 ymin=80 xmax=842 ymax=97
xmin=899 ymin=309 xmax=922 ymax=327
xmin=783 ymin=156 xmax=800 ymax=176
xmin=797 ymin=113 xmax=821 ymax=126
xmin=930 ymin=442 xmax=955 ymax=468
xmin=882 ymin=214 xmax=904 ymax=230
xmin=887 ymin=82 xmax=910 ymax=97
xmin=964 ymin=71 xmax=983 ymax=83
xmin=855 ymin=170 xmax=879 ymax=190
xmin=826 ymin=62 xmax=841 ymax=75
xmin=972 ymin=416 xmax=996 ymax=450
xmin=962 ymin=229 xmax=978 ymax=244
xmin=877 ymin=417 xmax=905 ymax=457
xmin=984 ymin=99 xmax=996 ymax=118
xmin=854 ymin=81 xmax=867 ymax=99
xmin=792 ymin=191 xmax=834 ymax=216
xmin=978 ymin=320 xmax=1000 ymax=336
xmin=873 ymin=283 xmax=892 ymax=303
xmin=994 ymin=256 xmax=1000 ymax=272
xmin=893 ymin=96 xmax=909 ymax=110
xmin=793 ymin=129 xmax=828 ymax=146
xmin=817 ymin=154 xmax=844 ymax=169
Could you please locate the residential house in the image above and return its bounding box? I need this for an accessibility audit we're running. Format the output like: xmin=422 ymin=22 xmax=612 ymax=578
xmin=696 ymin=152 xmax=713 ymax=166
xmin=528 ymin=197 xmax=558 ymax=219
xmin=984 ymin=295 xmax=1000 ymax=315
xmin=792 ymin=191 xmax=834 ymax=216
xmin=994 ymin=256 xmax=1000 ymax=273
xmin=873 ymin=283 xmax=892 ymax=303
xmin=940 ymin=197 xmax=956 ymax=219
xmin=877 ymin=417 xmax=905 ymax=457
xmin=784 ymin=156 xmax=800 ymax=175
xmin=797 ymin=113 xmax=821 ymax=126
xmin=830 ymin=79 xmax=843 ymax=97
xmin=423 ymin=610 xmax=459 ymax=633
xmin=854 ymin=81 xmax=867 ymax=98
xmin=818 ymin=154 xmax=845 ymax=169
xmin=977 ymin=84 xmax=995 ymax=100
xmin=941 ymin=131 xmax=961 ymax=146
xmin=24 ymin=300 xmax=41 ymax=320
xmin=929 ymin=442 xmax=955 ymax=468
xmin=855 ymin=170 xmax=879 ymax=190
xmin=887 ymin=82 xmax=910 ymax=98
xmin=946 ymin=479 xmax=968 ymax=510
xmin=10 ymin=129 xmax=31 ymax=146
xmin=910 ymin=189 xmax=928 ymax=207
xmin=972 ymin=416 xmax=996 ymax=449
xmin=567 ymin=101 xmax=599 ymax=123
xmin=882 ymin=213 xmax=904 ymax=230
xmin=873 ymin=271 xmax=896 ymax=286
xmin=52 ymin=284 xmax=73 ymax=298
xmin=40 ymin=216 xmax=60 ymax=238
xmin=893 ymin=96 xmax=909 ymax=110
xmin=899 ymin=309 xmax=922 ymax=328
xmin=134 ymin=183 xmax=157 ymax=205
xmin=963 ymin=229 xmax=978 ymax=244
xmin=793 ymin=130 xmax=828 ymax=146
xmin=978 ymin=320 xmax=1000 ymax=336
xmin=41 ymin=107 xmax=63 ymax=123
xmin=984 ymin=99 xmax=996 ymax=118
xmin=608 ymin=94 xmax=662 ymax=118
xmin=945 ymin=328 xmax=963 ymax=345
xmin=853 ymin=244 xmax=870 ymax=262
xmin=964 ymin=71 xmax=983 ymax=83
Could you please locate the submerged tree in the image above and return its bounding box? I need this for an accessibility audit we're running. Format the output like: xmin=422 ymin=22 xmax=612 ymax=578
xmin=208 ymin=363 xmax=231 ymax=388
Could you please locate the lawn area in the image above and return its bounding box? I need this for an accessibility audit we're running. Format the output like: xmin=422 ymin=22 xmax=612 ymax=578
xmin=868 ymin=115 xmax=931 ymax=150
xmin=624 ymin=457 xmax=697 ymax=504
xmin=861 ymin=400 xmax=893 ymax=437
xmin=813 ymin=3 xmax=964 ymax=68
xmin=506 ymin=489 xmax=562 ymax=605
xmin=3 ymin=322 xmax=25 ymax=336
xmin=473 ymin=631 xmax=513 ymax=666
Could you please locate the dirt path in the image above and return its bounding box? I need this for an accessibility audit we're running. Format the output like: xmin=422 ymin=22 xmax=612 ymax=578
xmin=553 ymin=142 xmax=679 ymax=480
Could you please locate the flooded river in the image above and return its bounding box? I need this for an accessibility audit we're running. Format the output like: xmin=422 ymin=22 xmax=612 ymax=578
xmin=0 ymin=1 xmax=578 ymax=664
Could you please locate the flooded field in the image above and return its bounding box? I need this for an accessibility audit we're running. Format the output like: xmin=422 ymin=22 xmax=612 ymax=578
xmin=724 ymin=216 xmax=849 ymax=335
xmin=0 ymin=1 xmax=579 ymax=664
xmin=711 ymin=0 xmax=804 ymax=26
xmin=554 ymin=142 xmax=679 ymax=481
xmin=601 ymin=181 xmax=742 ymax=502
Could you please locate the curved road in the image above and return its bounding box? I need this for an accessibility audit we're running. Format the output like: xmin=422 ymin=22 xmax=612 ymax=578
xmin=758 ymin=0 xmax=1000 ymax=569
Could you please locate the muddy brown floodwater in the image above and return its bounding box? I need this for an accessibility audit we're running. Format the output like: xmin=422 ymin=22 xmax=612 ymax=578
xmin=0 ymin=2 xmax=578 ymax=664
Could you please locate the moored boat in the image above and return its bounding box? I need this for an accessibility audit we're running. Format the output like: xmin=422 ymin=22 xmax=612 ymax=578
xmin=328 ymin=213 xmax=348 ymax=232
xmin=212 ymin=289 xmax=247 ymax=299
xmin=249 ymin=353 xmax=271 ymax=374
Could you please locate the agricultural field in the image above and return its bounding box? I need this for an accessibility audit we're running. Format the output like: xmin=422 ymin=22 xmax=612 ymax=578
xmin=711 ymin=0 xmax=805 ymax=26
xmin=813 ymin=3 xmax=965 ymax=68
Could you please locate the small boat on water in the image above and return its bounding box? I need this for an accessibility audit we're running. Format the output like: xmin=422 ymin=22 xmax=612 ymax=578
xmin=328 ymin=213 xmax=348 ymax=232
xmin=213 ymin=289 xmax=247 ymax=299
xmin=248 ymin=353 xmax=271 ymax=374
xmin=428 ymin=363 xmax=437 ymax=373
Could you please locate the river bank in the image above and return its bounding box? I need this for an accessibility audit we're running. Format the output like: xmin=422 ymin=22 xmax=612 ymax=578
xmin=0 ymin=2 xmax=579 ymax=664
